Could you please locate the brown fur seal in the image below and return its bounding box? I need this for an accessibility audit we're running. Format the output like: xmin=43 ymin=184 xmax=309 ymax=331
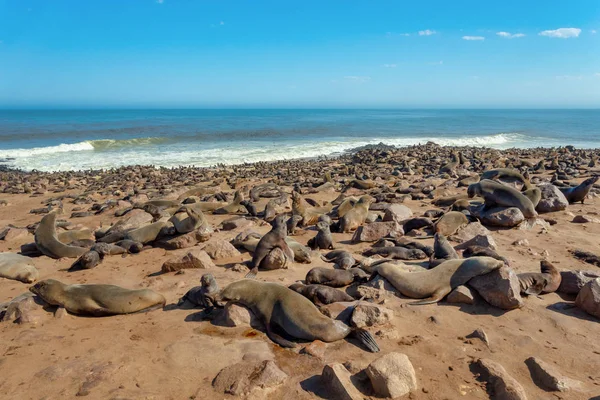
xmin=339 ymin=195 xmax=373 ymax=233
xmin=247 ymin=215 xmax=294 ymax=278
xmin=34 ymin=211 xmax=88 ymax=259
xmin=321 ymin=250 xmax=357 ymax=270
xmin=69 ymin=250 xmax=102 ymax=270
xmin=169 ymin=204 xmax=207 ymax=234
xmin=307 ymin=221 xmax=335 ymax=250
xmin=559 ymin=176 xmax=599 ymax=204
xmin=215 ymin=279 xmax=379 ymax=352
xmin=178 ymin=273 xmax=220 ymax=308
xmin=57 ymin=229 xmax=93 ymax=244
xmin=429 ymin=233 xmax=459 ymax=268
xmin=286 ymin=214 xmax=303 ymax=235
xmin=468 ymin=179 xmax=538 ymax=218
xmin=363 ymin=246 xmax=427 ymax=260
xmin=29 ymin=279 xmax=165 ymax=316
xmin=462 ymin=246 xmax=509 ymax=265
xmin=333 ymin=197 xmax=358 ymax=219
xmin=125 ymin=221 xmax=168 ymax=244
xmin=305 ymin=267 xmax=369 ymax=287
xmin=434 ymin=211 xmax=469 ymax=236
xmin=0 ymin=253 xmax=39 ymax=283
xmin=115 ymin=239 xmax=144 ymax=253
xmin=214 ymin=191 xmax=248 ymax=214
xmin=291 ymin=191 xmax=332 ymax=226
xmin=369 ymin=257 xmax=503 ymax=305
xmin=517 ymin=260 xmax=561 ymax=295
xmin=288 ymin=282 xmax=354 ymax=306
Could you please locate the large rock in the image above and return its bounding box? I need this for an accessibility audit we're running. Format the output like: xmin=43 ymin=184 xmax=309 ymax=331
xmin=575 ymin=278 xmax=600 ymax=319
xmin=477 ymin=207 xmax=525 ymax=228
xmin=468 ymin=266 xmax=524 ymax=310
xmin=536 ymin=184 xmax=569 ymax=213
xmin=161 ymin=249 xmax=215 ymax=272
xmin=365 ymin=353 xmax=417 ymax=398
xmin=446 ymin=285 xmax=475 ymax=305
xmin=212 ymin=360 xmax=288 ymax=396
xmin=321 ymin=363 xmax=363 ymax=400
xmin=472 ymin=358 xmax=528 ymax=400
xmin=450 ymin=222 xmax=496 ymax=249
xmin=214 ymin=303 xmax=263 ymax=328
xmin=558 ymin=270 xmax=600 ymax=295
xmin=350 ymin=303 xmax=393 ymax=328
xmin=0 ymin=226 xmax=30 ymax=242
xmin=525 ymin=356 xmax=584 ymax=392
xmin=351 ymin=221 xmax=404 ymax=243
xmin=382 ymin=204 xmax=413 ymax=225
xmin=202 ymin=240 xmax=241 ymax=260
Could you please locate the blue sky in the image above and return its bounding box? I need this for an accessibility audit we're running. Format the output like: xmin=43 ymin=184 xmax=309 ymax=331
xmin=0 ymin=0 xmax=599 ymax=108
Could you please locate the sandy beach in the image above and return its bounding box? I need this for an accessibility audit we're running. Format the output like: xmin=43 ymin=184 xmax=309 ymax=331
xmin=1 ymin=143 xmax=599 ymax=400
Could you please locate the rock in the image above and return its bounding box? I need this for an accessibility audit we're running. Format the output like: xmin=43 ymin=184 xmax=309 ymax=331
xmin=157 ymin=231 xmax=198 ymax=250
xmin=321 ymin=363 xmax=364 ymax=400
xmin=512 ymin=239 xmax=530 ymax=247
xmin=575 ymin=278 xmax=600 ymax=319
xmin=572 ymin=215 xmax=600 ymax=223
xmin=446 ymin=285 xmax=475 ymax=305
xmin=161 ymin=249 xmax=215 ymax=272
xmin=466 ymin=328 xmax=490 ymax=347
xmin=301 ymin=340 xmax=327 ymax=360
xmin=536 ymin=184 xmax=569 ymax=213
xmin=194 ymin=224 xmax=214 ymax=242
xmin=319 ymin=302 xmax=357 ymax=322
xmin=351 ymin=221 xmax=404 ymax=243
xmin=115 ymin=209 xmax=153 ymax=231
xmin=365 ymin=353 xmax=417 ymax=398
xmin=451 ymin=222 xmax=496 ymax=249
xmin=212 ymin=360 xmax=287 ymax=396
xmin=383 ymin=204 xmax=413 ymax=225
xmin=0 ymin=226 xmax=30 ymax=241
xmin=215 ymin=303 xmax=262 ymax=328
xmin=231 ymin=263 xmax=250 ymax=273
xmin=558 ymin=270 xmax=600 ymax=294
xmin=472 ymin=358 xmax=528 ymax=400
xmin=350 ymin=303 xmax=393 ymax=328
xmin=365 ymin=212 xmax=379 ymax=223
xmin=1 ymin=296 xmax=46 ymax=325
xmin=525 ymin=356 xmax=584 ymax=392
xmin=477 ymin=207 xmax=525 ymax=228
xmin=468 ymin=266 xmax=524 ymax=310
xmin=221 ymin=217 xmax=254 ymax=231
xmin=54 ymin=306 xmax=67 ymax=319
xmin=202 ymin=239 xmax=241 ymax=260
xmin=517 ymin=218 xmax=550 ymax=231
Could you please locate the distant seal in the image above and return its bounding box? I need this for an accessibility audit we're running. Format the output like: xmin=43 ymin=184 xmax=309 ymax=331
xmin=394 ymin=238 xmax=434 ymax=257
xmin=462 ymin=246 xmax=509 ymax=265
xmin=286 ymin=215 xmax=303 ymax=235
xmin=29 ymin=279 xmax=166 ymax=316
xmin=305 ymin=267 xmax=369 ymax=287
xmin=517 ymin=260 xmax=561 ymax=295
xmin=169 ymin=204 xmax=207 ymax=234
xmin=115 ymin=240 xmax=144 ymax=253
xmin=339 ymin=195 xmax=373 ymax=233
xmin=69 ymin=250 xmax=102 ymax=270
xmin=307 ymin=221 xmax=335 ymax=250
xmin=125 ymin=221 xmax=169 ymax=244
xmin=333 ymin=197 xmax=358 ymax=219
xmin=402 ymin=217 xmax=434 ymax=234
xmin=369 ymin=257 xmax=503 ymax=305
xmin=321 ymin=250 xmax=356 ymax=270
xmin=239 ymin=200 xmax=258 ymax=216
xmin=468 ymin=179 xmax=538 ymax=218
xmin=559 ymin=176 xmax=599 ymax=204
xmin=429 ymin=233 xmax=459 ymax=268
xmin=215 ymin=279 xmax=379 ymax=352
xmin=57 ymin=229 xmax=94 ymax=245
xmin=434 ymin=211 xmax=469 ymax=236
xmin=288 ymin=282 xmax=354 ymax=306
xmin=214 ymin=191 xmax=247 ymax=214
xmin=291 ymin=191 xmax=332 ymax=226
xmin=34 ymin=211 xmax=88 ymax=259
xmin=178 ymin=273 xmax=220 ymax=307
xmin=247 ymin=215 xmax=294 ymax=278
xmin=363 ymin=246 xmax=427 ymax=260
xmin=0 ymin=253 xmax=39 ymax=283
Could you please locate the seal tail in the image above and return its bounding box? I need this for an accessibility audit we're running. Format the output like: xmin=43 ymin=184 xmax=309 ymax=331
xmin=353 ymin=328 xmax=380 ymax=353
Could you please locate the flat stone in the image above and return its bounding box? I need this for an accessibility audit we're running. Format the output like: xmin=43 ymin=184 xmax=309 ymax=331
xmin=0 ymin=227 xmax=30 ymax=242
xmin=202 ymin=239 xmax=241 ymax=260
xmin=350 ymin=303 xmax=393 ymax=328
xmin=221 ymin=217 xmax=254 ymax=231
xmin=575 ymin=278 xmax=600 ymax=319
xmin=301 ymin=340 xmax=327 ymax=360
xmin=477 ymin=207 xmax=525 ymax=228
xmin=558 ymin=270 xmax=600 ymax=295
xmin=469 ymin=266 xmax=524 ymax=310
xmin=446 ymin=285 xmax=475 ymax=305
xmin=212 ymin=360 xmax=288 ymax=396
xmin=536 ymin=184 xmax=569 ymax=213
xmin=351 ymin=221 xmax=404 ymax=243
xmin=383 ymin=204 xmax=413 ymax=225
xmin=161 ymin=249 xmax=215 ymax=272
xmin=525 ymin=356 xmax=584 ymax=392
xmin=366 ymin=352 xmax=417 ymax=398
xmin=451 ymin=222 xmax=496 ymax=249
xmin=472 ymin=358 xmax=528 ymax=400
xmin=321 ymin=363 xmax=363 ymax=400
xmin=466 ymin=328 xmax=490 ymax=346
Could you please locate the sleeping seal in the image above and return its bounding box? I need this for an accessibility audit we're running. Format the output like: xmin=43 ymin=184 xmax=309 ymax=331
xmin=0 ymin=253 xmax=39 ymax=283
xmin=215 ymin=279 xmax=379 ymax=352
xmin=305 ymin=267 xmax=369 ymax=287
xmin=517 ymin=260 xmax=561 ymax=295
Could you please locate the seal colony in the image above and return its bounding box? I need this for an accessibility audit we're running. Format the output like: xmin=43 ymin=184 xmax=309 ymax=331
xmin=0 ymin=142 xmax=599 ymax=399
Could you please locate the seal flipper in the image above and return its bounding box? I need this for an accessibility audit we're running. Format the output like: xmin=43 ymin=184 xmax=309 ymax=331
xmin=353 ymin=328 xmax=380 ymax=353
xmin=408 ymin=288 xmax=450 ymax=305
xmin=265 ymin=323 xmax=297 ymax=348
xmin=245 ymin=267 xmax=258 ymax=279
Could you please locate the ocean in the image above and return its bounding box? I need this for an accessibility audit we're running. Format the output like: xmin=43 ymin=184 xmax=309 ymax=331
xmin=0 ymin=109 xmax=598 ymax=172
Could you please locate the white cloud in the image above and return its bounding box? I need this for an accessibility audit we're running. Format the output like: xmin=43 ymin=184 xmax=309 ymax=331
xmin=344 ymin=76 xmax=371 ymax=83
xmin=592 ymin=29 xmax=597 ymax=34
xmin=462 ymin=35 xmax=485 ymax=41
xmin=156 ymin=0 xmax=164 ymax=3
xmin=382 ymin=64 xmax=397 ymax=68
xmin=496 ymin=32 xmax=525 ymax=39
xmin=386 ymin=32 xmax=410 ymax=37
xmin=418 ymin=29 xmax=436 ymax=36
xmin=539 ymin=28 xmax=581 ymax=38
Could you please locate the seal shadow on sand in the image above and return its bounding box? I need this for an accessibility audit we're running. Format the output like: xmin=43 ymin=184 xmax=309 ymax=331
xmin=546 ymin=302 xmax=599 ymax=323
xmin=300 ymin=370 xmax=373 ymax=399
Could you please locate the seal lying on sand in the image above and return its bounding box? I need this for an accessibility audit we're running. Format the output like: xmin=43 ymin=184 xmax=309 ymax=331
xmin=0 ymin=253 xmax=39 ymax=283
xmin=559 ymin=176 xmax=599 ymax=204
xmin=321 ymin=250 xmax=357 ymax=270
xmin=305 ymin=267 xmax=369 ymax=287
xmin=214 ymin=279 xmax=379 ymax=352
xmin=34 ymin=211 xmax=88 ymax=259
xmin=517 ymin=260 xmax=561 ymax=295
xmin=29 ymin=279 xmax=165 ymax=316
xmin=369 ymin=257 xmax=503 ymax=305
xmin=363 ymin=246 xmax=427 ymax=260
xmin=468 ymin=179 xmax=538 ymax=218
xmin=288 ymin=282 xmax=354 ymax=306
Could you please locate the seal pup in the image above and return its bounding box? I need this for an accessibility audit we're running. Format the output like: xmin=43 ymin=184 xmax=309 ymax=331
xmin=369 ymin=257 xmax=503 ymax=305
xmin=321 ymin=250 xmax=357 ymax=270
xmin=468 ymin=179 xmax=538 ymax=218
xmin=0 ymin=253 xmax=39 ymax=283
xmin=339 ymin=195 xmax=373 ymax=233
xmin=429 ymin=233 xmax=459 ymax=268
xmin=286 ymin=215 xmax=303 ymax=235
xmin=517 ymin=260 xmax=561 ymax=295
xmin=34 ymin=210 xmax=88 ymax=259
xmin=178 ymin=274 xmax=220 ymax=308
xmin=214 ymin=279 xmax=379 ymax=352
xmin=559 ymin=176 xmax=599 ymax=204
xmin=363 ymin=246 xmax=427 ymax=260
xmin=305 ymin=267 xmax=369 ymax=287
xmin=246 ymin=215 xmax=294 ymax=278
xmin=288 ymin=282 xmax=354 ymax=306
xmin=307 ymin=221 xmax=335 ymax=250
xmin=29 ymin=279 xmax=166 ymax=316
